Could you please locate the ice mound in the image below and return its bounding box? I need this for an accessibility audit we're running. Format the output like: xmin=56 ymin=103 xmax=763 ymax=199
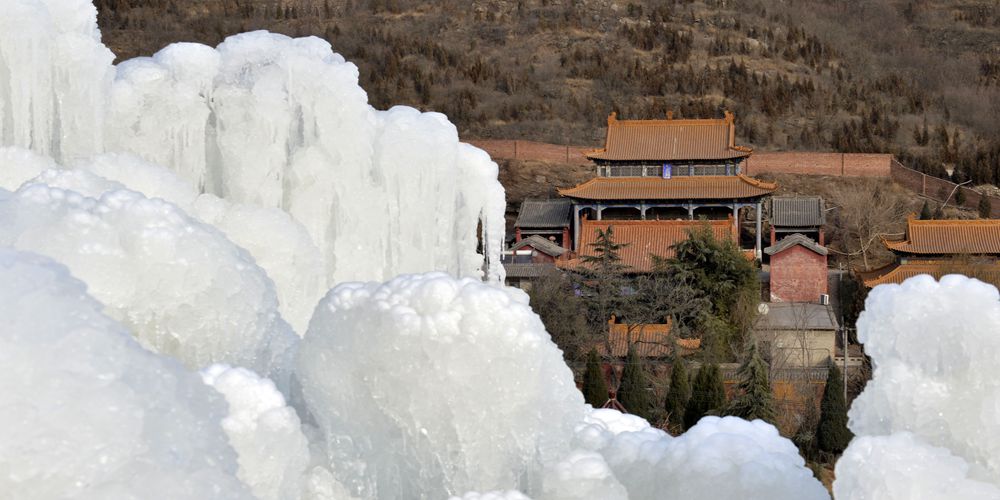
xmin=834 ymin=275 xmax=1000 ymax=498
xmin=450 ymin=492 xmax=533 ymax=500
xmin=4 ymin=2 xmax=504 ymax=287
xmin=0 ymin=146 xmax=59 ymax=190
xmin=538 ymin=450 xmax=628 ymax=500
xmin=201 ymin=364 xmax=313 ymax=500
xmin=835 ymin=433 xmax=1000 ymax=499
xmin=574 ymin=411 xmax=829 ymax=500
xmin=105 ymin=32 xmax=505 ymax=285
xmin=297 ymin=273 xmax=584 ymax=498
xmin=0 ymin=183 xmax=297 ymax=380
xmin=0 ymin=248 xmax=251 ymax=499
xmin=15 ymin=153 xmax=324 ymax=334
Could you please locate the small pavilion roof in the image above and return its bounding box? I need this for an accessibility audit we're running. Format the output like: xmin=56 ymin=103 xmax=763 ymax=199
xmin=562 ymin=219 xmax=734 ymax=273
xmin=862 ymin=260 xmax=1000 ymax=288
xmin=771 ymin=196 xmax=825 ymax=228
xmin=884 ymin=217 xmax=1000 ymax=255
xmin=764 ymin=233 xmax=828 ymax=256
xmin=585 ymin=111 xmax=752 ymax=162
xmin=515 ymin=199 xmax=572 ymax=228
xmin=557 ymin=175 xmax=776 ymax=201
xmin=510 ymin=235 xmax=568 ymax=257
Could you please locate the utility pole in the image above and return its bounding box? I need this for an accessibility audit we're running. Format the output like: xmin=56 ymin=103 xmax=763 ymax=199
xmin=839 ymin=262 xmax=848 ymax=402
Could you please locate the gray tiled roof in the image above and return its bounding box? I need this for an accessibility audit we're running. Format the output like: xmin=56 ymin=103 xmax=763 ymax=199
xmin=515 ymin=199 xmax=572 ymax=228
xmin=764 ymin=233 xmax=828 ymax=256
xmin=503 ymin=263 xmax=555 ymax=279
xmin=510 ymin=235 xmax=568 ymax=257
xmin=771 ymin=196 xmax=825 ymax=227
xmin=757 ymin=302 xmax=839 ymax=331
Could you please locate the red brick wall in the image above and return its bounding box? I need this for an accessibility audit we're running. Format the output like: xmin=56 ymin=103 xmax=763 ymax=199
xmin=743 ymin=152 xmax=892 ymax=177
xmin=770 ymin=245 xmax=829 ymax=303
xmin=467 ymin=139 xmax=593 ymax=165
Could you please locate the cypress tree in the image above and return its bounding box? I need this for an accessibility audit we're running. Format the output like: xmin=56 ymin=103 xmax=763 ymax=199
xmin=618 ymin=347 xmax=653 ymax=420
xmin=725 ymin=342 xmax=775 ymax=423
xmin=919 ymin=200 xmax=932 ymax=220
xmin=664 ymin=360 xmax=691 ymax=432
xmin=979 ymin=195 xmax=993 ymax=219
xmin=817 ymin=363 xmax=853 ymax=454
xmin=684 ymin=363 xmax=726 ymax=429
xmin=582 ymin=348 xmax=609 ymax=407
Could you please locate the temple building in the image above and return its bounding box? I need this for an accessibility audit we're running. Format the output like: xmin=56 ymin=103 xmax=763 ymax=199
xmin=561 ymin=111 xmax=775 ymax=258
xmin=770 ymin=196 xmax=825 ymax=246
xmin=863 ymin=217 xmax=1000 ymax=288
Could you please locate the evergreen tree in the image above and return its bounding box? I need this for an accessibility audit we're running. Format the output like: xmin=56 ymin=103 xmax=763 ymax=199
xmin=618 ymin=347 xmax=653 ymax=420
xmin=933 ymin=204 xmax=945 ymax=219
xmin=919 ymin=200 xmax=932 ymax=220
xmin=979 ymin=195 xmax=993 ymax=219
xmin=817 ymin=363 xmax=853 ymax=454
xmin=725 ymin=342 xmax=776 ymax=423
xmin=684 ymin=363 xmax=726 ymax=429
xmin=582 ymin=348 xmax=609 ymax=407
xmin=956 ymin=186 xmax=967 ymax=206
xmin=664 ymin=360 xmax=690 ymax=432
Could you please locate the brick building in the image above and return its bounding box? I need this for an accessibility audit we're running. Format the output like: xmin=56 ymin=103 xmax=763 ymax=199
xmin=764 ymin=233 xmax=830 ymax=303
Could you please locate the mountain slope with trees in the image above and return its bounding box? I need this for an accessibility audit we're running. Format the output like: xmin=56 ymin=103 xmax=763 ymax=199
xmin=96 ymin=0 xmax=1000 ymax=186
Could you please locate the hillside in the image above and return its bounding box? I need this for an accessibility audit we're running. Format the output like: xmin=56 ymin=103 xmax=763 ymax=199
xmin=96 ymin=0 xmax=1000 ymax=185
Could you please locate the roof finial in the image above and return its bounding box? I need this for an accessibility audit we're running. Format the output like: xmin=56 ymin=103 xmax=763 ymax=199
xmin=666 ymin=110 xmax=674 ymax=120
xmin=608 ymin=111 xmax=617 ymax=124
xmin=724 ymin=110 xmax=734 ymax=122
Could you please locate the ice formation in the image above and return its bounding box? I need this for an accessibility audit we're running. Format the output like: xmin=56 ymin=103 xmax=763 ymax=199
xmin=834 ymin=275 xmax=1000 ymax=499
xmin=0 ymin=182 xmax=297 ymax=381
xmin=0 ymin=248 xmax=251 ymax=499
xmin=573 ymin=411 xmax=829 ymax=500
xmin=297 ymin=274 xmax=585 ymax=498
xmin=2 ymin=0 xmax=504 ymax=287
xmin=201 ymin=364 xmax=313 ymax=500
xmin=0 ymin=0 xmax=854 ymax=498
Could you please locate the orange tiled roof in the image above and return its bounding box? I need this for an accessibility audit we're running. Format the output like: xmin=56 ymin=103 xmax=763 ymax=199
xmin=885 ymin=218 xmax=1000 ymax=255
xmin=862 ymin=260 xmax=1000 ymax=287
xmin=557 ymin=175 xmax=776 ymax=201
xmin=564 ymin=219 xmax=735 ymax=272
xmin=586 ymin=111 xmax=752 ymax=162
xmin=595 ymin=318 xmax=701 ymax=358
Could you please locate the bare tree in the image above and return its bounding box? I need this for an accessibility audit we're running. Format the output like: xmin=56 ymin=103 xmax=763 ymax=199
xmin=828 ymin=182 xmax=910 ymax=270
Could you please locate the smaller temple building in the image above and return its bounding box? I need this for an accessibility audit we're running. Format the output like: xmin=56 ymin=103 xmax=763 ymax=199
xmin=770 ymin=196 xmax=825 ymax=246
xmin=863 ymin=217 xmax=1000 ymax=288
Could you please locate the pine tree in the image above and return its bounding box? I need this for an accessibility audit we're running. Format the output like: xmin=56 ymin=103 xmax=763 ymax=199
xmin=979 ymin=195 xmax=993 ymax=219
xmin=725 ymin=342 xmax=775 ymax=423
xmin=919 ymin=200 xmax=932 ymax=220
xmin=618 ymin=347 xmax=653 ymax=420
xmin=817 ymin=363 xmax=853 ymax=454
xmin=684 ymin=363 xmax=726 ymax=429
xmin=664 ymin=360 xmax=690 ymax=432
xmin=582 ymin=348 xmax=609 ymax=407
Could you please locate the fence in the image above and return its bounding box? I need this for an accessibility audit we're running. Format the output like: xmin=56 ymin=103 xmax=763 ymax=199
xmin=466 ymin=139 xmax=593 ymax=165
xmin=742 ymin=152 xmax=892 ymax=177
xmin=888 ymin=159 xmax=1000 ymax=217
